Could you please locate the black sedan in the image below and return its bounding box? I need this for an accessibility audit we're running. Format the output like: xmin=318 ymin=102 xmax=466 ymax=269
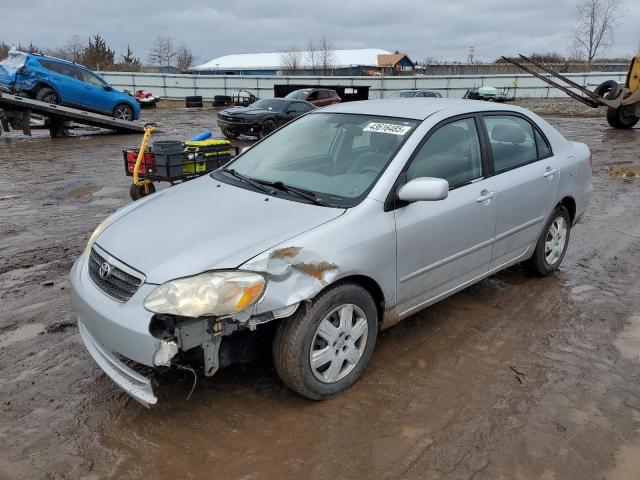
xmin=217 ymin=98 xmax=316 ymax=139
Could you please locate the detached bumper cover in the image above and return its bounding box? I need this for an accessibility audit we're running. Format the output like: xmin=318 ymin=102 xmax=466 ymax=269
xmin=79 ymin=321 xmax=157 ymax=406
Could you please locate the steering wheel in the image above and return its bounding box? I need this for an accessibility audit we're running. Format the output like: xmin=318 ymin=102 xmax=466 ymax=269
xmin=360 ymin=166 xmax=380 ymax=175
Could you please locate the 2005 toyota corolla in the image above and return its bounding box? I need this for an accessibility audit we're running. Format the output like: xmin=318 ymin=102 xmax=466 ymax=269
xmin=70 ymin=99 xmax=592 ymax=406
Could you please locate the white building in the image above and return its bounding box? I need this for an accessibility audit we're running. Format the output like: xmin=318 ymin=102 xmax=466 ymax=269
xmin=190 ymin=48 xmax=413 ymax=76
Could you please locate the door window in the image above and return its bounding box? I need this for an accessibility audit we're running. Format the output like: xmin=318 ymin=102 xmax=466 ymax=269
xmin=482 ymin=115 xmax=539 ymax=173
xmin=80 ymin=70 xmax=106 ymax=87
xmin=406 ymin=118 xmax=483 ymax=188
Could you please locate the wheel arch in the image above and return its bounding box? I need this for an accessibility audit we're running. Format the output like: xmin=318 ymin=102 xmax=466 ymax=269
xmin=317 ymin=275 xmax=386 ymax=326
xmin=559 ymin=196 xmax=576 ymax=225
xmin=33 ymin=82 xmax=60 ymax=100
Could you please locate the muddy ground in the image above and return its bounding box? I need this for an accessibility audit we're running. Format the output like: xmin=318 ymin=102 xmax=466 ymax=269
xmin=0 ymin=107 xmax=639 ymax=480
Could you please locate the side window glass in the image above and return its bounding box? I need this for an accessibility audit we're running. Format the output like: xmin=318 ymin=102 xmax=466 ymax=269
xmin=82 ymin=70 xmax=105 ymax=87
xmin=483 ymin=115 xmax=538 ymax=173
xmin=535 ymin=129 xmax=552 ymax=158
xmin=407 ymin=118 xmax=483 ymax=188
xmin=39 ymin=60 xmax=62 ymax=74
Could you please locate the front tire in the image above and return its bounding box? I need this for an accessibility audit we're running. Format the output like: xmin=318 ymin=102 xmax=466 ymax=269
xmin=113 ymin=103 xmax=134 ymax=121
xmin=606 ymin=107 xmax=639 ymax=129
xmin=259 ymin=119 xmax=277 ymax=139
xmin=524 ymin=206 xmax=571 ymax=276
xmin=273 ymin=283 xmax=378 ymax=400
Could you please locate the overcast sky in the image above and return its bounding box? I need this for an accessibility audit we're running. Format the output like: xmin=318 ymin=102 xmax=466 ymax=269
xmin=2 ymin=0 xmax=639 ymax=65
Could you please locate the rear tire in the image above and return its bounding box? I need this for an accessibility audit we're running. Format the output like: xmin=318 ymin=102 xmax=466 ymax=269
xmin=273 ymin=283 xmax=378 ymax=400
xmin=35 ymin=87 xmax=59 ymax=104
xmin=606 ymin=107 xmax=639 ymax=129
xmin=524 ymin=206 xmax=571 ymax=276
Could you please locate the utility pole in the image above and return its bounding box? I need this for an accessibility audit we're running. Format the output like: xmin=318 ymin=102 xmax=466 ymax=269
xmin=467 ymin=46 xmax=475 ymax=64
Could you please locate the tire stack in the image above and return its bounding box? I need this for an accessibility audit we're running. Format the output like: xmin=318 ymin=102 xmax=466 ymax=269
xmin=186 ymin=96 xmax=203 ymax=108
xmin=214 ymin=95 xmax=232 ymax=107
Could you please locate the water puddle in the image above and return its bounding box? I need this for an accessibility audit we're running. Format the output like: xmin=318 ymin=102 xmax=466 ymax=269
xmin=610 ymin=163 xmax=640 ymax=178
xmin=0 ymin=323 xmax=45 ymax=348
xmin=606 ymin=441 xmax=640 ymax=480
xmin=51 ymin=180 xmax=100 ymax=199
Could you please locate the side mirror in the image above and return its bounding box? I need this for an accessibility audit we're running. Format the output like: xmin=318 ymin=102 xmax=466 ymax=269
xmin=103 ymin=85 xmax=113 ymax=92
xmin=397 ymin=177 xmax=449 ymax=202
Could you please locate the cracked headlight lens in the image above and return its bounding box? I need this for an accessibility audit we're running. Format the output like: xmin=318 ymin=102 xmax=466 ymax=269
xmin=144 ymin=271 xmax=265 ymax=318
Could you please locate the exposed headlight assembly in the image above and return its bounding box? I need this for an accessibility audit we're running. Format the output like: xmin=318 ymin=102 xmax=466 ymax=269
xmin=144 ymin=271 xmax=266 ymax=318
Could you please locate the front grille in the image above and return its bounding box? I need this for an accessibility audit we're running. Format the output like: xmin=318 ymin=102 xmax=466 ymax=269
xmin=88 ymin=247 xmax=143 ymax=302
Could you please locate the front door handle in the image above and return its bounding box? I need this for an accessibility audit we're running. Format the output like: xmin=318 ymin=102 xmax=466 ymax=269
xmin=544 ymin=167 xmax=559 ymax=178
xmin=476 ymin=190 xmax=496 ymax=203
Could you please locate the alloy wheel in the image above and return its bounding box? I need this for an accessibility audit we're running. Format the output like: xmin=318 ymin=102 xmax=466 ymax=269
xmin=114 ymin=105 xmax=132 ymax=121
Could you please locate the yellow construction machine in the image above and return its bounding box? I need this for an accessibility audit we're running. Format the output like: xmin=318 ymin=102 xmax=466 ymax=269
xmin=502 ymin=55 xmax=640 ymax=129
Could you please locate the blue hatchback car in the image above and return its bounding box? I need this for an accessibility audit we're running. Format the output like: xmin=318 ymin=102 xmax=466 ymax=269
xmin=0 ymin=50 xmax=140 ymax=120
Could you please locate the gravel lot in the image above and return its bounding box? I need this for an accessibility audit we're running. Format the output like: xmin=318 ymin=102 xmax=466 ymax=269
xmin=0 ymin=105 xmax=639 ymax=480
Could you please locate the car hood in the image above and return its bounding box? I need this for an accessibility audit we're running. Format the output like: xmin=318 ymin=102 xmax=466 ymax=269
xmin=94 ymin=176 xmax=345 ymax=284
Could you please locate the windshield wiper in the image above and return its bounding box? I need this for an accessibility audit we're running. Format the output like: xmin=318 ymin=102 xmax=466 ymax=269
xmin=223 ymin=169 xmax=272 ymax=194
xmin=257 ymin=180 xmax=325 ymax=206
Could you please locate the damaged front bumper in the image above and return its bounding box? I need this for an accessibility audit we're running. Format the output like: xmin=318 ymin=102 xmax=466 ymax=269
xmin=78 ymin=320 xmax=157 ymax=407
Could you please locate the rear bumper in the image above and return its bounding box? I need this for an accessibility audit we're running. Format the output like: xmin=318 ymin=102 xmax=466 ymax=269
xmin=79 ymin=320 xmax=157 ymax=406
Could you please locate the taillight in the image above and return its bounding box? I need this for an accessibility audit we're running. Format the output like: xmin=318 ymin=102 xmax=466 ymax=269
xmin=588 ymin=152 xmax=593 ymax=169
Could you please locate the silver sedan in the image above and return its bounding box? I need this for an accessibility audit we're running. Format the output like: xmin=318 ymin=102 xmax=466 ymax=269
xmin=70 ymin=99 xmax=592 ymax=405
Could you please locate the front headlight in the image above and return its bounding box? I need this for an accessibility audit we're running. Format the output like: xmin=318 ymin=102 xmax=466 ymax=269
xmin=144 ymin=271 xmax=266 ymax=318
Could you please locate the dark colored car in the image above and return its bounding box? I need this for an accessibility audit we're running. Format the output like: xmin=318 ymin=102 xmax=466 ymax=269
xmin=0 ymin=50 xmax=140 ymax=120
xmin=284 ymin=88 xmax=341 ymax=106
xmin=388 ymin=89 xmax=443 ymax=99
xmin=217 ymin=98 xmax=315 ymax=139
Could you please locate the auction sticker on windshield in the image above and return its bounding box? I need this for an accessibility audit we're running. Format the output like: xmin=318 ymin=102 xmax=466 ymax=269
xmin=363 ymin=123 xmax=412 ymax=135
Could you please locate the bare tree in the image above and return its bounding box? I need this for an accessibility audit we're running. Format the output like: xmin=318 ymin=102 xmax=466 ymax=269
xmin=148 ymin=36 xmax=176 ymax=66
xmin=571 ymin=0 xmax=622 ymax=64
xmin=280 ymin=46 xmax=301 ymax=74
xmin=48 ymin=35 xmax=86 ymax=63
xmin=318 ymin=36 xmax=335 ymax=75
xmin=305 ymin=39 xmax=318 ymax=75
xmin=175 ymin=44 xmax=197 ymax=71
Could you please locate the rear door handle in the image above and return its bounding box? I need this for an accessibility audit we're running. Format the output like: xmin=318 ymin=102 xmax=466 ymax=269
xmin=544 ymin=167 xmax=559 ymax=177
xmin=476 ymin=190 xmax=496 ymax=203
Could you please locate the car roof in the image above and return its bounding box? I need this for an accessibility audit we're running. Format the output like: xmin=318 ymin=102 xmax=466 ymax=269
xmin=26 ymin=52 xmax=87 ymax=68
xmin=315 ymin=98 xmax=526 ymax=120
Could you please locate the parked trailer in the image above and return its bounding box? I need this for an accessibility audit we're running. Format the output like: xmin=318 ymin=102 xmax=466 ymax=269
xmin=0 ymin=91 xmax=144 ymax=138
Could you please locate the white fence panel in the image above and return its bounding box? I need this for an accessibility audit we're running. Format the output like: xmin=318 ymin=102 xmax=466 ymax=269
xmin=98 ymin=71 xmax=627 ymax=101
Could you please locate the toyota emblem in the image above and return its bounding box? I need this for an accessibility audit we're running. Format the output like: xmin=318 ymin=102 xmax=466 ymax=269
xmin=99 ymin=262 xmax=112 ymax=280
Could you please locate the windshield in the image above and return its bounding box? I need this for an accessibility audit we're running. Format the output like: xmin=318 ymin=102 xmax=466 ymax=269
xmin=389 ymin=91 xmax=417 ymax=98
xmin=285 ymin=90 xmax=310 ymax=100
xmin=217 ymin=113 xmax=419 ymax=207
xmin=251 ymin=99 xmax=285 ymax=111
